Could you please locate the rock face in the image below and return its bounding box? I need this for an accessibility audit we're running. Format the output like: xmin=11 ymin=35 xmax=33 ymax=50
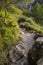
xmin=27 ymin=37 xmax=43 ymax=65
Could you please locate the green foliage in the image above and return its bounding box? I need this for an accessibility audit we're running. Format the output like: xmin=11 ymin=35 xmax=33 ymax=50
xmin=0 ymin=10 xmax=20 ymax=64
xmin=31 ymin=3 xmax=43 ymax=25
xmin=0 ymin=10 xmax=20 ymax=47
xmin=23 ymin=9 xmax=31 ymax=17
xmin=0 ymin=0 xmax=23 ymax=64
xmin=18 ymin=17 xmax=43 ymax=33
xmin=18 ymin=17 xmax=26 ymax=23
xmin=23 ymin=3 xmax=43 ymax=26
xmin=25 ymin=18 xmax=43 ymax=33
xmin=0 ymin=0 xmax=43 ymax=65
xmin=6 ymin=4 xmax=23 ymax=20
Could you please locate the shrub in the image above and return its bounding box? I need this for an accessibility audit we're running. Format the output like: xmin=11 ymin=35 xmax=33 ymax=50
xmin=18 ymin=17 xmax=26 ymax=23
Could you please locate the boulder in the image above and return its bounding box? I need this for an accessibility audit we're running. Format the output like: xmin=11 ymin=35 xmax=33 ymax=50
xmin=27 ymin=37 xmax=43 ymax=65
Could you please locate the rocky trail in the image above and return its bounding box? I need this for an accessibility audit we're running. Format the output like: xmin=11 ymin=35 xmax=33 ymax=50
xmin=8 ymin=28 xmax=35 ymax=65
xmin=8 ymin=28 xmax=43 ymax=65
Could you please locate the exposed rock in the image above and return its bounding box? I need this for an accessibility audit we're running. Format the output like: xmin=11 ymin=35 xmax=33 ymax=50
xmin=9 ymin=30 xmax=34 ymax=65
xmin=34 ymin=33 xmax=43 ymax=40
xmin=27 ymin=36 xmax=43 ymax=65
xmin=8 ymin=28 xmax=43 ymax=65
